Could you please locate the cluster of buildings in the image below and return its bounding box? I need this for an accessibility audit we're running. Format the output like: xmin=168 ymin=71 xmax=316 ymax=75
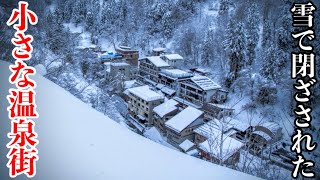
xmin=101 ymin=46 xmax=283 ymax=166
xmin=101 ymin=45 xmax=139 ymax=81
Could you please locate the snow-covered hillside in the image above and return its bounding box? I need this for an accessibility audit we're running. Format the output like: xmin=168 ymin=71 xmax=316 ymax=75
xmin=0 ymin=60 xmax=260 ymax=180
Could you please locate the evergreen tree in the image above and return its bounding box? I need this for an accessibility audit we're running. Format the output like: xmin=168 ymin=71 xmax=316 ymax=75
xmin=218 ymin=0 xmax=231 ymax=15
xmin=245 ymin=3 xmax=260 ymax=66
xmin=85 ymin=11 xmax=95 ymax=31
xmin=201 ymin=28 xmax=214 ymax=65
xmin=261 ymin=17 xmax=273 ymax=49
xmin=72 ymin=0 xmax=87 ymax=25
xmin=223 ymin=20 xmax=246 ymax=87
xmin=101 ymin=0 xmax=118 ymax=34
xmin=261 ymin=4 xmax=291 ymax=84
xmin=46 ymin=9 xmax=69 ymax=53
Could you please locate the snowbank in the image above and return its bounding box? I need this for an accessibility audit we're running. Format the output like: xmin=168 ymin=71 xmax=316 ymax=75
xmin=0 ymin=61 xmax=260 ymax=180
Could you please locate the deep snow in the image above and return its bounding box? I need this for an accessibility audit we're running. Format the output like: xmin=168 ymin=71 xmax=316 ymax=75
xmin=0 ymin=61 xmax=260 ymax=180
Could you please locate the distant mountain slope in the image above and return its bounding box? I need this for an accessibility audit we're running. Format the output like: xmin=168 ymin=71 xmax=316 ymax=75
xmin=0 ymin=60 xmax=260 ymax=180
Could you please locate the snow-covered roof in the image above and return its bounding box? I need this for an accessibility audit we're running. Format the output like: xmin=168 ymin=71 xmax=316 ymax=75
xmin=128 ymin=115 xmax=146 ymax=132
xmin=123 ymin=89 xmax=130 ymax=95
xmin=163 ymin=54 xmax=184 ymax=60
xmin=156 ymin=83 xmax=165 ymax=89
xmin=145 ymin=56 xmax=170 ymax=68
xmin=199 ymin=133 xmax=244 ymax=162
xmin=195 ymin=118 xmax=250 ymax=138
xmin=208 ymin=103 xmax=234 ymax=110
xmin=195 ymin=68 xmax=209 ymax=74
xmin=127 ymin=86 xmax=164 ymax=102
xmin=115 ymin=45 xmax=139 ymax=52
xmin=187 ymin=148 xmax=199 ymax=156
xmin=144 ymin=78 xmax=157 ymax=86
xmin=100 ymin=52 xmax=122 ymax=60
xmin=160 ymin=86 xmax=176 ymax=96
xmin=124 ymin=80 xmax=136 ymax=89
xmin=179 ymin=139 xmax=195 ymax=152
xmin=111 ymin=62 xmax=130 ymax=66
xmin=190 ymin=76 xmax=221 ymax=91
xmin=165 ymin=106 xmax=204 ymax=133
xmin=224 ymin=117 xmax=250 ymax=132
xmin=153 ymin=47 xmax=166 ymax=52
xmin=153 ymin=99 xmax=179 ymax=118
xmin=160 ymin=69 xmax=193 ymax=79
xmin=0 ymin=60 xmax=260 ymax=180
xmin=119 ymin=45 xmax=131 ymax=49
xmin=258 ymin=122 xmax=281 ymax=135
xmin=173 ymin=96 xmax=202 ymax=109
xmin=194 ymin=119 xmax=224 ymax=139
xmin=252 ymin=131 xmax=272 ymax=141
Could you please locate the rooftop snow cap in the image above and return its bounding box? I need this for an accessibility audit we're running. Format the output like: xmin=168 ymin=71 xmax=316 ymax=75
xmin=146 ymin=56 xmax=170 ymax=68
xmin=191 ymin=76 xmax=221 ymax=91
xmin=153 ymin=99 xmax=179 ymax=118
xmin=163 ymin=54 xmax=184 ymax=60
xmin=165 ymin=106 xmax=203 ymax=133
xmin=127 ymin=85 xmax=164 ymax=102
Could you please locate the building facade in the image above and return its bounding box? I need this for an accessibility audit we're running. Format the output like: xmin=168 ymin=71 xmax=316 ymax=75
xmin=115 ymin=45 xmax=139 ymax=66
xmin=109 ymin=62 xmax=131 ymax=80
xmin=165 ymin=106 xmax=204 ymax=147
xmin=194 ymin=120 xmax=244 ymax=165
xmin=139 ymin=56 xmax=171 ymax=83
xmin=203 ymin=103 xmax=235 ymax=121
xmin=178 ymin=76 xmax=224 ymax=106
xmin=158 ymin=69 xmax=193 ymax=90
xmin=153 ymin=99 xmax=180 ymax=134
xmin=160 ymin=54 xmax=184 ymax=68
xmin=127 ymin=86 xmax=164 ymax=126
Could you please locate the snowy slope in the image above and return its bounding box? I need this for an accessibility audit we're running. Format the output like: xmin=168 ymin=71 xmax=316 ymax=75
xmin=0 ymin=60 xmax=260 ymax=180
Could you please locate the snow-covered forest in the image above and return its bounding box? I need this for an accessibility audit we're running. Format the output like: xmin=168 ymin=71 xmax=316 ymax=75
xmin=0 ymin=0 xmax=319 ymax=179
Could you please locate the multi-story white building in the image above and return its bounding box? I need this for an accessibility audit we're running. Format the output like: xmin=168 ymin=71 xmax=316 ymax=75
xmin=178 ymin=76 xmax=227 ymax=106
xmin=158 ymin=69 xmax=193 ymax=90
xmin=165 ymin=106 xmax=204 ymax=147
xmin=139 ymin=56 xmax=171 ymax=83
xmin=127 ymin=86 xmax=164 ymax=126
xmin=160 ymin=54 xmax=184 ymax=68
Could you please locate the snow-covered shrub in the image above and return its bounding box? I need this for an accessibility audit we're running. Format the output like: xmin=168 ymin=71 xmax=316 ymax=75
xmin=254 ymin=85 xmax=277 ymax=105
xmin=252 ymin=74 xmax=278 ymax=105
